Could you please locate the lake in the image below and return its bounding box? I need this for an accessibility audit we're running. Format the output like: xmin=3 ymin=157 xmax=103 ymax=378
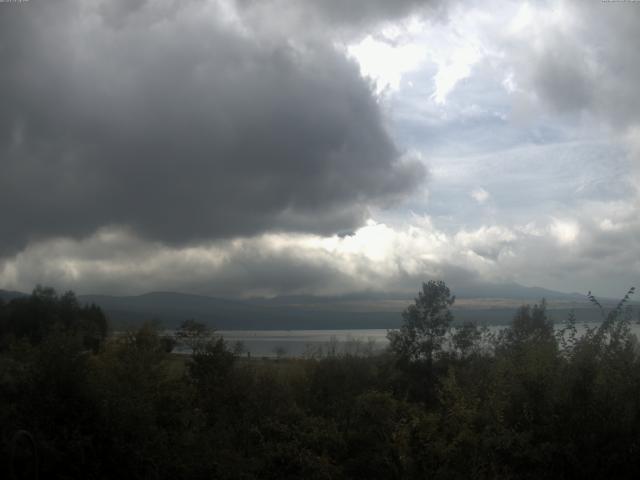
xmin=217 ymin=329 xmax=389 ymax=358
xmin=172 ymin=322 xmax=640 ymax=358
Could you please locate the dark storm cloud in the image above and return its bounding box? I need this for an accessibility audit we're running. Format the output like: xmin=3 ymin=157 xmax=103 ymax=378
xmin=532 ymin=41 xmax=594 ymax=113
xmin=505 ymin=1 xmax=640 ymax=128
xmin=236 ymin=0 xmax=447 ymax=35
xmin=0 ymin=0 xmax=426 ymax=256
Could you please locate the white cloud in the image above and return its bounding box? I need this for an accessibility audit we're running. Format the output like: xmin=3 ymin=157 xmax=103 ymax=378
xmin=508 ymin=2 xmax=533 ymax=35
xmin=470 ymin=187 xmax=490 ymax=204
xmin=347 ymin=34 xmax=427 ymax=93
xmin=550 ymin=219 xmax=580 ymax=245
xmin=431 ymin=42 xmax=481 ymax=104
xmin=346 ymin=4 xmax=487 ymax=103
xmin=3 ymin=209 xmax=637 ymax=298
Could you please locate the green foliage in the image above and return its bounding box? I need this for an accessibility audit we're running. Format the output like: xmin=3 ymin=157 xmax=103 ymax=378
xmin=188 ymin=335 xmax=236 ymax=397
xmin=2 ymin=283 xmax=640 ymax=478
xmin=176 ymin=318 xmax=211 ymax=353
xmin=504 ymin=300 xmax=554 ymax=345
xmin=0 ymin=286 xmax=107 ymax=352
xmin=387 ymin=280 xmax=455 ymax=364
xmin=451 ymin=321 xmax=483 ymax=358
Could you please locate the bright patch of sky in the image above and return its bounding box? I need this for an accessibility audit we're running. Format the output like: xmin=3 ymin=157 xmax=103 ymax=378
xmin=347 ymin=5 xmax=488 ymax=102
xmin=347 ymin=33 xmax=426 ymax=93
xmin=342 ymin=0 xmax=639 ymax=296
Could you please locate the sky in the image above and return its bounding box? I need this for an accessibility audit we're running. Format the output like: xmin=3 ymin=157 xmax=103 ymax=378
xmin=0 ymin=0 xmax=638 ymax=298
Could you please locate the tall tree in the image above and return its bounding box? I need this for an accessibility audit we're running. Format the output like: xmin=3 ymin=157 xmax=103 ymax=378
xmin=388 ymin=280 xmax=455 ymax=364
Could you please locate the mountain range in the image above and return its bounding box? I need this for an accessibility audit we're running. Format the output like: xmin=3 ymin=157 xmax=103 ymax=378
xmin=1 ymin=282 xmax=621 ymax=330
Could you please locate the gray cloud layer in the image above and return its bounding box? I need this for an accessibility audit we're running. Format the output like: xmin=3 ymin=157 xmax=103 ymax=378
xmin=235 ymin=0 xmax=447 ymax=37
xmin=0 ymin=0 xmax=425 ymax=255
xmin=503 ymin=0 xmax=640 ymax=129
xmin=2 ymin=0 xmax=638 ymax=299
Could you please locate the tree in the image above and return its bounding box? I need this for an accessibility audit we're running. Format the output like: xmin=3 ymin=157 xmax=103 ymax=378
xmin=498 ymin=300 xmax=555 ymax=351
xmin=452 ymin=321 xmax=482 ymax=359
xmin=0 ymin=287 xmax=108 ymax=351
xmin=387 ymin=281 xmax=455 ymax=364
xmin=176 ymin=318 xmax=211 ymax=353
xmin=273 ymin=345 xmax=287 ymax=360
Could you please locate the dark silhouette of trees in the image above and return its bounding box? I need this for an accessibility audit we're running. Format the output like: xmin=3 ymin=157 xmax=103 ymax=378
xmin=1 ymin=282 xmax=640 ymax=479
xmin=0 ymin=286 xmax=107 ymax=351
xmin=387 ymin=280 xmax=455 ymax=365
xmin=176 ymin=318 xmax=211 ymax=353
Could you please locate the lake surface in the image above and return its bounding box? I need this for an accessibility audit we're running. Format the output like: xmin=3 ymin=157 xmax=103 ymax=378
xmin=212 ymin=322 xmax=640 ymax=358
xmin=128 ymin=328 xmax=391 ymax=357
xmin=217 ymin=329 xmax=390 ymax=357
xmin=167 ymin=322 xmax=640 ymax=358
xmin=167 ymin=329 xmax=390 ymax=357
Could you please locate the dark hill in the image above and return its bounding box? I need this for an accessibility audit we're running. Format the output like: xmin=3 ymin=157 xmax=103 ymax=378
xmin=1 ymin=283 xmax=620 ymax=329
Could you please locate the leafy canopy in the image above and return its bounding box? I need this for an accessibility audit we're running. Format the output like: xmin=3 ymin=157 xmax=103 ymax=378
xmin=387 ymin=280 xmax=455 ymax=363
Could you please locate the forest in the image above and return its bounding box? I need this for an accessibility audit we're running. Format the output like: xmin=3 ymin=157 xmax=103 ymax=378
xmin=1 ymin=281 xmax=640 ymax=479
